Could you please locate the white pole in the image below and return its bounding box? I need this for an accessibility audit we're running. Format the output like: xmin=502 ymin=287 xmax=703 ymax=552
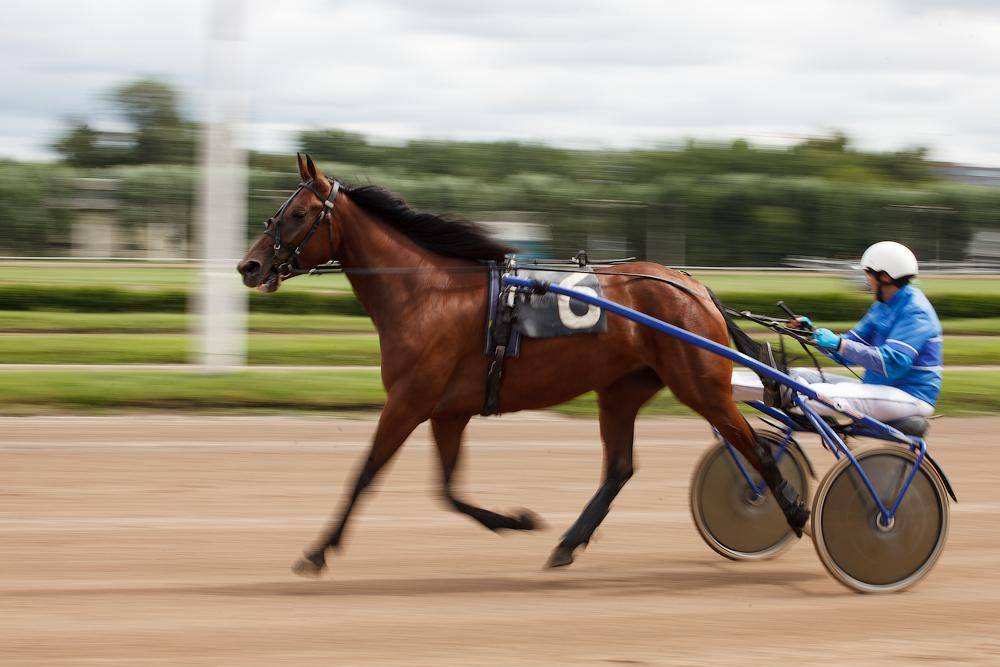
xmin=195 ymin=0 xmax=248 ymax=369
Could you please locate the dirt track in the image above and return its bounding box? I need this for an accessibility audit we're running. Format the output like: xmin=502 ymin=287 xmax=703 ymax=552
xmin=2 ymin=414 xmax=999 ymax=665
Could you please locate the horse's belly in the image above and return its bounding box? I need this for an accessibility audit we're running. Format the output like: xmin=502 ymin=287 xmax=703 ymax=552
xmin=496 ymin=335 xmax=644 ymax=412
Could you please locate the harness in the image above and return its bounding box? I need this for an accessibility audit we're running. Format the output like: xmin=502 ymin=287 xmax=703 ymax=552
xmin=264 ymin=179 xmax=342 ymax=275
xmin=482 ymin=256 xmax=522 ymax=416
xmin=479 ymin=255 xmax=698 ymax=416
xmin=295 ymin=251 xmax=746 ymax=415
xmin=263 ymin=191 xmax=760 ymax=415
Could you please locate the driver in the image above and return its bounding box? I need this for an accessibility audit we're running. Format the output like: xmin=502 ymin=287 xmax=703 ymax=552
xmin=789 ymin=241 xmax=942 ymax=423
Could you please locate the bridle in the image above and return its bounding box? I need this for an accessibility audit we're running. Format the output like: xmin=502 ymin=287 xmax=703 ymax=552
xmin=263 ymin=178 xmax=342 ymax=275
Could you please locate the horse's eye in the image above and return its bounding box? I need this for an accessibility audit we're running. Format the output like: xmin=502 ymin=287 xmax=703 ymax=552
xmin=292 ymin=210 xmax=306 ymax=219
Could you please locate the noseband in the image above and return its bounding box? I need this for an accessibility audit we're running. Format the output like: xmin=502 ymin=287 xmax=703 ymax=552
xmin=264 ymin=179 xmax=342 ymax=274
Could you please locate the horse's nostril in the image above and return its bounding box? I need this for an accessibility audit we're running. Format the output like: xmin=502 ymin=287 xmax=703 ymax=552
xmin=238 ymin=260 xmax=261 ymax=276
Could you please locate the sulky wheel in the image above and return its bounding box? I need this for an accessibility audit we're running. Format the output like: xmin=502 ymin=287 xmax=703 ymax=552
xmin=690 ymin=430 xmax=811 ymax=561
xmin=811 ymin=444 xmax=950 ymax=594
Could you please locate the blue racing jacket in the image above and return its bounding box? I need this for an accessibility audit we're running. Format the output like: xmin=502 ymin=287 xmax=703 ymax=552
xmin=826 ymin=285 xmax=943 ymax=405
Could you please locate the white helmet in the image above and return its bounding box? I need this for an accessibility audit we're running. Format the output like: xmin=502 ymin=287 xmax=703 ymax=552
xmin=859 ymin=241 xmax=918 ymax=280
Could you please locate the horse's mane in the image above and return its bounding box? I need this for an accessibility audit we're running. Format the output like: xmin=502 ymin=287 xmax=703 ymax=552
xmin=343 ymin=184 xmax=515 ymax=262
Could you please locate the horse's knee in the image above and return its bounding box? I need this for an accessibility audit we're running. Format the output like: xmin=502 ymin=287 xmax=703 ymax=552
xmin=441 ymin=489 xmax=460 ymax=509
xmin=604 ymin=462 xmax=634 ymax=489
xmin=609 ymin=455 xmax=634 ymax=478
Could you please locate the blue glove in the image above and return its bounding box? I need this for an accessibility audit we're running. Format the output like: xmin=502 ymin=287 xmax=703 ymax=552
xmin=792 ymin=316 xmax=813 ymax=330
xmin=812 ymin=328 xmax=841 ymax=352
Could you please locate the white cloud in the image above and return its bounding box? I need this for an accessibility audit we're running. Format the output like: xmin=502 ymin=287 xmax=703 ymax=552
xmin=2 ymin=0 xmax=999 ymax=165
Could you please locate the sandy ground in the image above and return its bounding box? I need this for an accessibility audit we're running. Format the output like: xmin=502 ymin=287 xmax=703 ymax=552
xmin=1 ymin=414 xmax=999 ymax=665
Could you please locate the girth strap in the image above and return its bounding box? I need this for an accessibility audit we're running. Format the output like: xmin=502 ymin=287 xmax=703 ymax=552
xmin=481 ymin=258 xmax=521 ymax=416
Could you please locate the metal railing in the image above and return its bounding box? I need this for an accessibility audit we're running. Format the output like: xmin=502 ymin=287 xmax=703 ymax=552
xmin=2 ymin=255 xmax=1000 ymax=274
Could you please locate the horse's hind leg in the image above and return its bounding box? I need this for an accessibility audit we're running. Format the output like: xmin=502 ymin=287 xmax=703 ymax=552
xmin=432 ymin=415 xmax=540 ymax=531
xmin=547 ymin=369 xmax=663 ymax=568
xmin=704 ymin=401 xmax=808 ymax=534
xmin=656 ymin=352 xmax=810 ymax=536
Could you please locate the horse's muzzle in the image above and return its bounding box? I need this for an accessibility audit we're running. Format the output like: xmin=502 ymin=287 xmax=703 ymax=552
xmin=237 ymin=259 xmax=263 ymax=287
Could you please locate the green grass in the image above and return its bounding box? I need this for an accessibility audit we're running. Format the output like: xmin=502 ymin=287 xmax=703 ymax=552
xmin=755 ymin=334 xmax=1000 ymax=366
xmin=0 ymin=311 xmax=375 ymax=333
xmin=0 ymin=368 xmax=993 ymax=416
xmin=5 ymin=264 xmax=1000 ymax=321
xmin=935 ymin=372 xmax=1000 ymax=414
xmin=1 ymin=331 xmax=997 ymax=366
xmin=0 ymin=333 xmax=380 ymax=365
xmin=0 ymin=264 xmax=353 ymax=293
xmin=6 ymin=309 xmax=1000 ymax=338
xmin=740 ymin=318 xmax=1000 ymax=336
xmin=6 ymin=263 xmax=1000 ymax=298
xmin=565 ymin=370 xmax=1000 ymax=416
xmin=693 ymin=271 xmax=1000 ymax=297
xmin=0 ymin=368 xmax=387 ymax=412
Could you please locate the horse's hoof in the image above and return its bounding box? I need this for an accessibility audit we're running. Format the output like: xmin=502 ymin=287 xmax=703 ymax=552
xmin=291 ymin=553 xmax=326 ymax=579
xmin=516 ymin=509 xmax=544 ymax=531
xmin=789 ymin=502 xmax=810 ymax=538
xmin=545 ymin=544 xmax=576 ymax=569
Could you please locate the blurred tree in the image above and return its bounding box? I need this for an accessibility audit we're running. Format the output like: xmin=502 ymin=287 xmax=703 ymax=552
xmin=298 ymin=129 xmax=374 ymax=166
xmin=109 ymin=78 xmax=196 ymax=164
xmin=39 ymin=110 xmax=989 ymax=263
xmin=874 ymin=147 xmax=932 ymax=182
xmin=52 ymin=121 xmax=103 ymax=167
xmin=110 ymin=79 xmax=183 ymax=130
xmin=52 ymin=120 xmax=133 ymax=167
xmin=796 ymin=130 xmax=850 ymax=153
xmin=0 ymin=162 xmax=72 ymax=253
xmin=53 ymin=78 xmax=195 ymax=166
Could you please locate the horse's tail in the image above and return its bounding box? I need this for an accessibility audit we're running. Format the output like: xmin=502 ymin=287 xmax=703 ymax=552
xmin=704 ymin=287 xmax=762 ymax=359
xmin=706 ymin=286 xmax=789 ymax=408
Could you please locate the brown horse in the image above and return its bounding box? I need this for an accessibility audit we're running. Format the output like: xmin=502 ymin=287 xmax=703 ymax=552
xmin=237 ymin=154 xmax=808 ymax=577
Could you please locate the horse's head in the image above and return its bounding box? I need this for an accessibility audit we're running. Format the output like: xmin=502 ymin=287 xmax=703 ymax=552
xmin=237 ymin=153 xmax=343 ymax=292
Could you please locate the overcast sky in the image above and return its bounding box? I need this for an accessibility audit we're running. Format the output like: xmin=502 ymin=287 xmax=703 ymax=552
xmin=3 ymin=0 xmax=999 ymax=165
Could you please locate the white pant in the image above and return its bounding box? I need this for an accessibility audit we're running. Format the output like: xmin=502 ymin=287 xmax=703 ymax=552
xmin=732 ymin=367 xmax=934 ymax=423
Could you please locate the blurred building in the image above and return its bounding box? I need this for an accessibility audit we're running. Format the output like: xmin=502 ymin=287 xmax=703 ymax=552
xmin=967 ymin=230 xmax=1000 ymax=265
xmin=479 ymin=217 xmax=551 ymax=258
xmin=936 ymin=163 xmax=1000 ymax=270
xmin=65 ymin=178 xmax=121 ymax=257
xmin=63 ymin=177 xmax=187 ymax=258
xmin=935 ymin=164 xmax=1000 ymax=188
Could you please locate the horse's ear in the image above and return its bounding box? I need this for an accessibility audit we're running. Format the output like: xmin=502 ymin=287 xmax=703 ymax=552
xmin=296 ymin=152 xmax=309 ymax=181
xmin=304 ymin=154 xmax=327 ymax=183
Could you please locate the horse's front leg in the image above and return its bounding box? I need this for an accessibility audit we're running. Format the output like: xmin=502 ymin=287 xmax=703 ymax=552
xmin=432 ymin=415 xmax=541 ymax=532
xmin=292 ymin=387 xmax=427 ymax=578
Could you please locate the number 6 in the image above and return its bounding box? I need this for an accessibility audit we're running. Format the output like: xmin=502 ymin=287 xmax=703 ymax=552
xmin=557 ymin=273 xmax=602 ymax=329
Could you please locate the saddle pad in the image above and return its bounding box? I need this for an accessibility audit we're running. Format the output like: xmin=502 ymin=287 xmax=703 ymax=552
xmin=513 ymin=269 xmax=608 ymax=338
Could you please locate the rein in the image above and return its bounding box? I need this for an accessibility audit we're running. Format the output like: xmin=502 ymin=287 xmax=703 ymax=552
xmin=283 ymin=246 xmax=865 ymax=380
xmin=727 ymin=308 xmax=864 ymax=381
xmin=290 ymin=260 xmax=703 ymax=298
xmin=262 ymin=185 xmax=850 ymax=378
xmin=264 ymin=182 xmax=698 ymax=299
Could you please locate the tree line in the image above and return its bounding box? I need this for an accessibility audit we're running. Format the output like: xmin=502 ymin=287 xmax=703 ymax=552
xmin=2 ymin=77 xmax=995 ymax=264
